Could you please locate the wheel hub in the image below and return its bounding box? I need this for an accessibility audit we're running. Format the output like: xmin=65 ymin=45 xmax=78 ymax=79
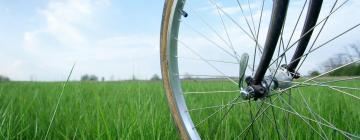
xmin=240 ymin=66 xmax=294 ymax=100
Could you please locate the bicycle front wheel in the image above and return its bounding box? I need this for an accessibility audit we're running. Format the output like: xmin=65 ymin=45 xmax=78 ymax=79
xmin=161 ymin=0 xmax=360 ymax=139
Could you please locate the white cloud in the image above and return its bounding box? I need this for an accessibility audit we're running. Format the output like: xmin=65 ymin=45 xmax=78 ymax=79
xmin=23 ymin=0 xmax=117 ymax=51
xmin=4 ymin=7 xmax=10 ymax=13
xmin=196 ymin=1 xmax=260 ymax=16
xmin=96 ymin=35 xmax=157 ymax=49
xmin=176 ymin=0 xmax=360 ymax=77
xmin=5 ymin=0 xmax=359 ymax=81
xmin=32 ymin=0 xmax=93 ymax=49
xmin=15 ymin=0 xmax=161 ymax=81
xmin=219 ymin=2 xmax=259 ymax=15
xmin=92 ymin=35 xmax=159 ymax=61
xmin=24 ymin=31 xmax=39 ymax=50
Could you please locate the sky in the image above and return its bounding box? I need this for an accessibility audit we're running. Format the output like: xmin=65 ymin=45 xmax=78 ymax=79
xmin=0 ymin=0 xmax=164 ymax=81
xmin=0 ymin=0 xmax=359 ymax=81
xmin=176 ymin=0 xmax=360 ymax=78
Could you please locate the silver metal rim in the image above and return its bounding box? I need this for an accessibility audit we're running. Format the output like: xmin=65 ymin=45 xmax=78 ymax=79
xmin=164 ymin=0 xmax=201 ymax=139
xmin=162 ymin=0 xmax=360 ymax=139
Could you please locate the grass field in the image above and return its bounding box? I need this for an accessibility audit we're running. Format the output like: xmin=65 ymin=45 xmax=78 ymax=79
xmin=0 ymin=80 xmax=359 ymax=139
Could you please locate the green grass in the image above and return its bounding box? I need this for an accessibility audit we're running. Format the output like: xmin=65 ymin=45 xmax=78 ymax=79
xmin=0 ymin=81 xmax=178 ymax=140
xmin=0 ymin=80 xmax=359 ymax=139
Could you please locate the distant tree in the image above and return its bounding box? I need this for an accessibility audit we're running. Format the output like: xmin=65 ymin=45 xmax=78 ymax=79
xmin=132 ymin=75 xmax=137 ymax=81
xmin=350 ymin=44 xmax=360 ymax=58
xmin=81 ymin=75 xmax=89 ymax=81
xmin=101 ymin=77 xmax=105 ymax=82
xmin=81 ymin=74 xmax=98 ymax=81
xmin=183 ymin=73 xmax=193 ymax=80
xmin=309 ymin=70 xmax=320 ymax=77
xmin=320 ymin=43 xmax=360 ymax=76
xmin=150 ymin=74 xmax=161 ymax=81
xmin=0 ymin=75 xmax=10 ymax=82
xmin=89 ymin=75 xmax=98 ymax=81
xmin=328 ymin=64 xmax=360 ymax=76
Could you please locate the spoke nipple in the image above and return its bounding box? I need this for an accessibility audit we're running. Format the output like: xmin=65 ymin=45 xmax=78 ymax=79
xmin=179 ymin=10 xmax=188 ymax=18
xmin=292 ymin=72 xmax=301 ymax=79
xmin=281 ymin=64 xmax=288 ymax=68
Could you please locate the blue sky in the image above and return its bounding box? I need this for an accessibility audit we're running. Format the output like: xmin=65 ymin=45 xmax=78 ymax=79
xmin=0 ymin=0 xmax=164 ymax=81
xmin=0 ymin=0 xmax=359 ymax=81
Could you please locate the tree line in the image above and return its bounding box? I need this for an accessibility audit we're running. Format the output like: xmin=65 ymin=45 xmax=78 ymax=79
xmin=3 ymin=44 xmax=359 ymax=81
xmin=0 ymin=75 xmax=10 ymax=82
xmin=80 ymin=74 xmax=161 ymax=81
xmin=309 ymin=43 xmax=360 ymax=76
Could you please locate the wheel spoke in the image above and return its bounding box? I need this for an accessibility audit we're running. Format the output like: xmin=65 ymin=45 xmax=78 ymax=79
xmin=309 ymin=80 xmax=360 ymax=100
xmin=244 ymin=100 xmax=257 ymax=139
xmin=269 ymin=0 xmax=351 ymax=67
xmin=269 ymin=97 xmax=282 ymax=140
xmin=259 ymin=106 xmax=287 ymax=139
xmin=252 ymin=0 xmax=266 ymax=76
xmin=187 ymin=5 xmax=239 ymax=59
xmin=187 ymin=100 xmax=248 ymax=112
xmin=178 ymin=74 xmax=237 ymax=79
xmin=287 ymin=0 xmax=349 ymax=49
xmin=236 ymin=98 xmax=277 ymax=139
xmin=266 ymin=40 xmax=287 ymax=139
xmin=192 ymin=95 xmax=242 ymax=128
xmin=312 ymin=107 xmax=354 ymax=139
xmin=295 ymin=0 xmax=339 ymax=73
xmin=247 ymin=0 xmax=257 ymax=35
xmin=235 ymin=0 xmax=257 ymax=39
xmin=283 ymin=90 xmax=293 ymax=139
xmin=279 ymin=0 xmax=309 ymax=66
xmin=296 ymin=82 xmax=360 ymax=90
xmin=320 ymin=76 xmax=360 ymax=84
xmin=287 ymin=0 xmax=324 ymax=72
xmin=211 ymin=96 xmax=244 ymax=132
xmin=265 ymin=96 xmax=359 ymax=139
xmin=182 ymin=22 xmax=239 ymax=60
xmin=284 ymin=0 xmax=308 ymax=51
xmin=215 ymin=5 xmax=239 ymax=59
xmin=277 ymin=59 xmax=360 ymax=93
xmin=176 ymin=38 xmax=239 ymax=85
xmin=297 ymin=88 xmax=329 ymax=140
xmin=184 ymin=90 xmax=240 ymax=95
xmin=240 ymin=36 xmax=288 ymax=138
xmin=176 ymin=55 xmax=255 ymax=71
xmin=271 ymin=21 xmax=360 ymax=69
xmin=164 ymin=0 xmax=360 ymax=139
xmin=165 ymin=0 xmax=360 ymax=139
xmin=208 ymin=0 xmax=264 ymax=53
xmin=177 ymin=56 xmax=239 ymax=64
